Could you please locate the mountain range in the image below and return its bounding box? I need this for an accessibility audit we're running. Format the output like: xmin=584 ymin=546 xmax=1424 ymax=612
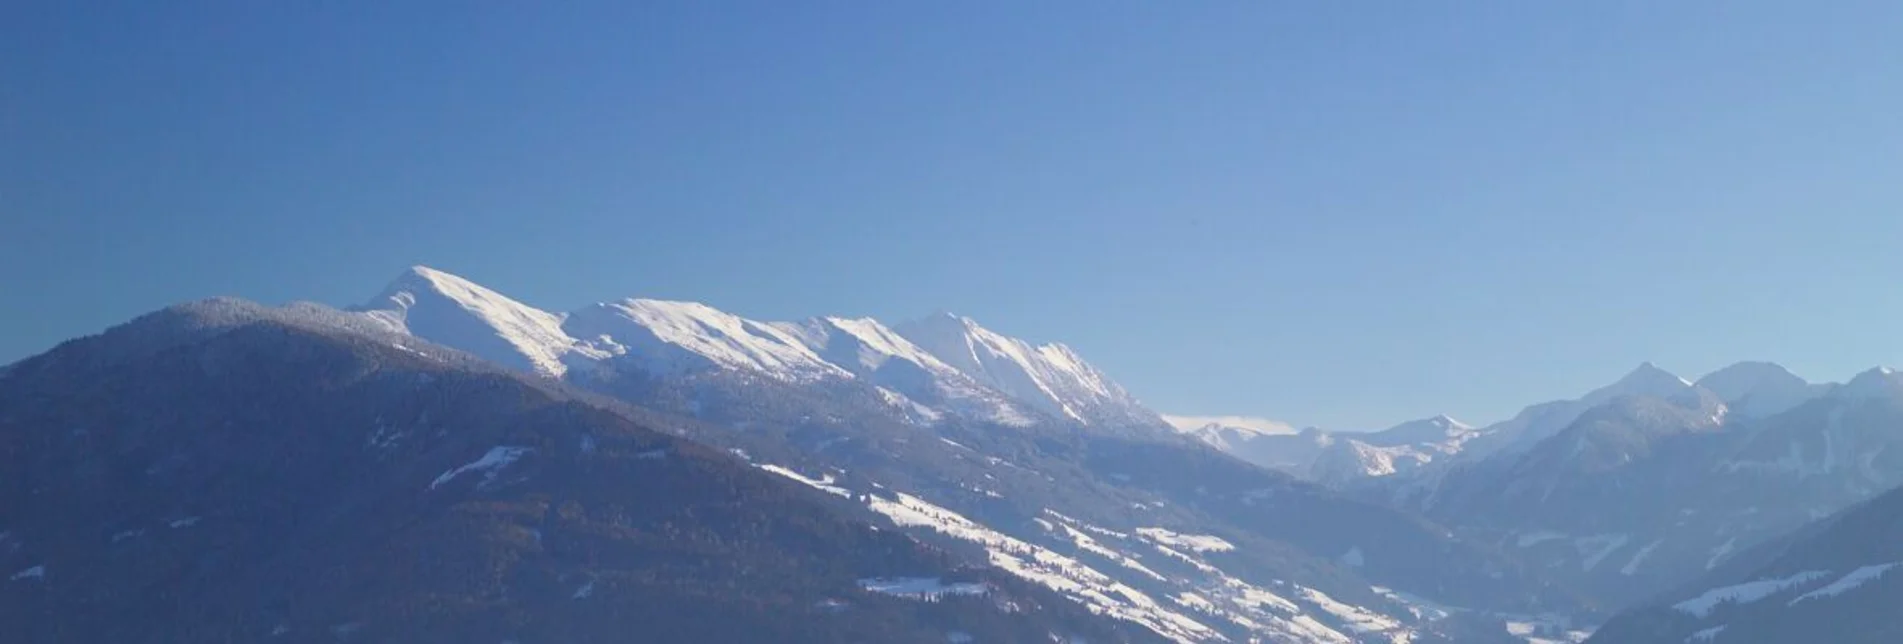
xmin=8 ymin=264 xmax=1903 ymax=641
xmin=1177 ymin=357 xmax=1903 ymax=626
xmin=1 ymin=266 xmax=1605 ymax=643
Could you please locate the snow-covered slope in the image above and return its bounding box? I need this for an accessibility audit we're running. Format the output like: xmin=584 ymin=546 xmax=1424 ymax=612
xmin=355 ymin=266 xmax=597 ymax=377
xmin=354 ymin=267 xmax=1157 ymax=429
xmin=563 ymin=298 xmax=847 ymax=381
xmin=771 ymin=316 xmax=1039 ymax=425
xmin=895 ymin=313 xmax=1163 ymax=427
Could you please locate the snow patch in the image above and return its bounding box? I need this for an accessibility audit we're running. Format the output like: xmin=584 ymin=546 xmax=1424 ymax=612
xmin=1296 ymin=585 xmax=1405 ymax=635
xmin=1688 ymin=625 xmax=1726 ymax=642
xmin=429 ymin=446 xmax=533 ymax=490
xmin=1790 ymin=563 xmax=1899 ymax=604
xmin=866 ymin=492 xmax=1215 ymax=643
xmin=756 ymin=463 xmax=851 ymax=497
xmin=1136 ymin=528 xmax=1234 ymax=553
xmin=1574 ymin=534 xmax=1630 ymax=572
xmin=1706 ymin=538 xmax=1737 ymax=570
xmin=1673 ymin=570 xmax=1830 ymax=617
xmin=10 ymin=565 xmax=45 ymax=581
xmin=857 ymin=577 xmax=989 ymax=599
xmin=1621 ymin=540 xmax=1663 ymax=576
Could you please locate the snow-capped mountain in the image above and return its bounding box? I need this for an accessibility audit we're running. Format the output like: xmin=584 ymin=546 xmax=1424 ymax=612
xmin=1166 ymin=414 xmax=1479 ymax=486
xmin=334 ymin=267 xmax=1582 ymax=642
xmin=894 ymin=312 xmax=1163 ymax=427
xmin=1407 ymin=361 xmax=1903 ymax=607
xmin=1160 ymin=416 xmax=1326 ymax=474
xmin=1452 ymin=362 xmax=1710 ymax=463
xmin=1363 ymin=415 xmax=1477 ymax=447
xmin=0 ymin=298 xmax=1164 ymax=644
xmin=1162 ymin=415 xmax=1298 ymax=437
xmin=354 ymin=266 xmax=1150 ymax=430
xmin=360 ymin=265 xmax=598 ymax=377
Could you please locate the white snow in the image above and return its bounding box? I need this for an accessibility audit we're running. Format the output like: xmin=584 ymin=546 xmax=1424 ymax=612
xmin=1672 ymin=570 xmax=1830 ymax=617
xmin=1620 ymin=540 xmax=1663 ymax=576
xmin=168 ymin=516 xmax=200 ymax=528
xmin=571 ymin=579 xmax=595 ymax=599
xmin=895 ymin=313 xmax=1153 ymax=425
xmin=1706 ymin=538 xmax=1737 ymax=570
xmin=1688 ymin=625 xmax=1727 ymax=642
xmin=429 ymin=446 xmax=533 ymax=490
xmin=1296 ymin=585 xmax=1405 ymax=634
xmin=1162 ymin=415 xmax=1296 ymax=436
xmin=361 ymin=266 xmax=588 ymax=377
xmin=1136 ymin=528 xmax=1235 ymax=553
xmin=565 ymin=299 xmax=847 ymax=381
xmin=1045 ymin=514 xmax=1167 ymax=582
xmin=1790 ymin=563 xmax=1899 ymax=604
xmin=756 ymin=463 xmax=851 ymax=497
xmin=865 ymin=492 xmax=1216 ymax=643
xmin=857 ymin=577 xmax=989 ymax=599
xmin=352 ymin=267 xmax=1152 ymax=428
xmin=10 ymin=565 xmax=44 ymax=581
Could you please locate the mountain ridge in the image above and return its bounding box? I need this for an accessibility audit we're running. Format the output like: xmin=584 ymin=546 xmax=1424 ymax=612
xmin=355 ymin=265 xmax=1160 ymax=431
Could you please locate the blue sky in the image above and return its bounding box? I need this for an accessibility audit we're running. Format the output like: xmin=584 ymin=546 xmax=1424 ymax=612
xmin=4 ymin=2 xmax=1901 ymax=429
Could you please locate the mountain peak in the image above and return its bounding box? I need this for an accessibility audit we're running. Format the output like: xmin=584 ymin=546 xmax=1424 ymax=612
xmin=1162 ymin=414 xmax=1297 ymax=436
xmin=360 ymin=265 xmax=577 ymax=377
xmin=1693 ymin=361 xmax=1818 ymax=417
xmin=1836 ymin=366 xmax=1903 ymax=399
xmin=1590 ymin=361 xmax=1696 ymax=402
xmin=1363 ymin=414 xmax=1476 ymax=447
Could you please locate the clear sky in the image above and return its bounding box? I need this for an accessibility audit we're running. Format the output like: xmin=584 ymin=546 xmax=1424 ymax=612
xmin=5 ymin=2 xmax=1901 ymax=429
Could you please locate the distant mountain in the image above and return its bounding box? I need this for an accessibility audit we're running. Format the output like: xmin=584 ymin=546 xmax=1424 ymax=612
xmin=0 ymin=299 xmax=1159 ymax=644
xmin=1168 ymin=414 xmax=1479 ymax=487
xmin=1162 ymin=415 xmax=1298 ymax=437
xmin=1587 ymin=481 xmax=1903 ymax=643
xmin=1405 ymin=362 xmax=1903 ymax=607
xmin=1694 ymin=361 xmax=1829 ymax=419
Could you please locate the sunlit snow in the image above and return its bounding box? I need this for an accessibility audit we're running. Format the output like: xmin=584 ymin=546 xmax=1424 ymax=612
xmin=1137 ymin=528 xmax=1235 ymax=553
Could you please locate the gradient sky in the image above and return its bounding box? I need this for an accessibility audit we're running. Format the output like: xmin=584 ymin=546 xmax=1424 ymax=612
xmin=5 ymin=2 xmax=1902 ymax=429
